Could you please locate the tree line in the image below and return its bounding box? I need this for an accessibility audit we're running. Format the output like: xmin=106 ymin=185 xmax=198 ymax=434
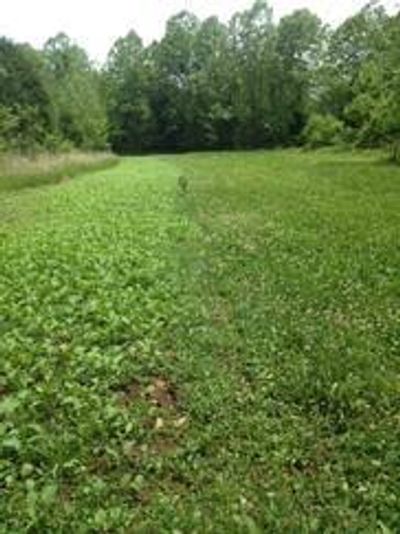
xmin=1 ymin=1 xmax=399 ymax=158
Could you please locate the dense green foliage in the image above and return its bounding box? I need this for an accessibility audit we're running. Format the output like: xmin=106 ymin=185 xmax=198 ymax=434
xmin=0 ymin=39 xmax=53 ymax=151
xmin=102 ymin=1 xmax=400 ymax=154
xmin=302 ymin=113 xmax=345 ymax=148
xmin=1 ymin=2 xmax=399 ymax=155
xmin=0 ymin=34 xmax=108 ymax=153
xmin=43 ymin=34 xmax=109 ymax=151
xmin=1 ymin=151 xmax=400 ymax=530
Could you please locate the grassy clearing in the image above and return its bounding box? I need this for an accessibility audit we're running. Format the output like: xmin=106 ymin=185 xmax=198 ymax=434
xmin=0 ymin=151 xmax=118 ymax=193
xmin=1 ymin=150 xmax=399 ymax=531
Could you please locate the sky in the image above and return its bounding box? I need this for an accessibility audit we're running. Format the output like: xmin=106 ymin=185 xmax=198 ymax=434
xmin=1 ymin=0 xmax=398 ymax=64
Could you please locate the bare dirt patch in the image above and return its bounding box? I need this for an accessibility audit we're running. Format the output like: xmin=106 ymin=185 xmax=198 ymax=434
xmin=145 ymin=377 xmax=179 ymax=410
xmin=115 ymin=376 xmax=180 ymax=411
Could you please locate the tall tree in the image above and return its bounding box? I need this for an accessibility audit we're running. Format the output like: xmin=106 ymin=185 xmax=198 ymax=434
xmin=191 ymin=17 xmax=234 ymax=149
xmin=149 ymin=11 xmax=201 ymax=151
xmin=0 ymin=38 xmax=53 ymax=150
xmin=104 ymin=31 xmax=154 ymax=153
xmin=345 ymin=11 xmax=400 ymax=154
xmin=316 ymin=3 xmax=388 ymax=120
xmin=44 ymin=33 xmax=108 ymax=149
xmin=227 ymin=0 xmax=276 ymax=147
xmin=275 ymin=9 xmax=324 ymax=142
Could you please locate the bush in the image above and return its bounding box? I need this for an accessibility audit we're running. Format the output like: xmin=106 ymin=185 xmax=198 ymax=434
xmin=0 ymin=105 xmax=47 ymax=153
xmin=302 ymin=113 xmax=344 ymax=148
xmin=0 ymin=106 xmax=18 ymax=152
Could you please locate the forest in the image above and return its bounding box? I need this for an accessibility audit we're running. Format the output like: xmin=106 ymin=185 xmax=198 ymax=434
xmin=1 ymin=0 xmax=399 ymax=159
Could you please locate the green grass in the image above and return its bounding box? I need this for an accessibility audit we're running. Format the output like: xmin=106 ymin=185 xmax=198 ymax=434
xmin=0 ymin=151 xmax=118 ymax=193
xmin=1 ymin=150 xmax=399 ymax=531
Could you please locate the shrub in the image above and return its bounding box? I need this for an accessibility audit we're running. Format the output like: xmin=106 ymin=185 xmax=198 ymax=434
xmin=0 ymin=105 xmax=47 ymax=153
xmin=0 ymin=106 xmax=18 ymax=152
xmin=302 ymin=113 xmax=344 ymax=148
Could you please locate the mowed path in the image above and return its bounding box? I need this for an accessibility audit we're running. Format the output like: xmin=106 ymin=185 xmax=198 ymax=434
xmin=1 ymin=151 xmax=400 ymax=531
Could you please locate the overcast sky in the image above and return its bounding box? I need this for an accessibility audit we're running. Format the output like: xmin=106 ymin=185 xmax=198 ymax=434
xmin=1 ymin=0 xmax=398 ymax=63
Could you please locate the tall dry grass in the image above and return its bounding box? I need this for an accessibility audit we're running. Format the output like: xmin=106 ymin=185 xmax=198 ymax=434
xmin=0 ymin=151 xmax=118 ymax=193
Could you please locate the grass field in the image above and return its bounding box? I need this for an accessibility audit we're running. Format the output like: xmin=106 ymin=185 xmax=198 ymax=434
xmin=1 ymin=150 xmax=399 ymax=531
